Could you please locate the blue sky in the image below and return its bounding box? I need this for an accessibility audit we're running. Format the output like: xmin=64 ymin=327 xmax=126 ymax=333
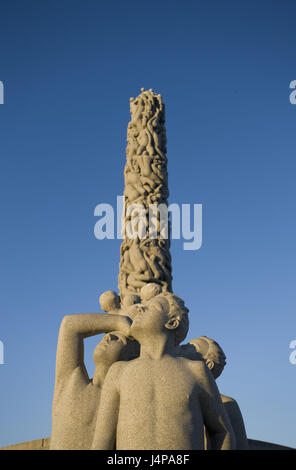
xmin=0 ymin=0 xmax=295 ymax=448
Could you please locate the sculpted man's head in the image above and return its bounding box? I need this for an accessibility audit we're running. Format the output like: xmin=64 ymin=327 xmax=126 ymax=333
xmin=189 ymin=336 xmax=227 ymax=379
xmin=131 ymin=292 xmax=189 ymax=346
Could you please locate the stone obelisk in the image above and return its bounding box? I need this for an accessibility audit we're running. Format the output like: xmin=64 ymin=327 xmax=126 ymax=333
xmin=118 ymin=88 xmax=172 ymax=304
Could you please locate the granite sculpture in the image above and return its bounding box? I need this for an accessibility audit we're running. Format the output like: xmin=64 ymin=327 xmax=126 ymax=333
xmin=181 ymin=336 xmax=249 ymax=449
xmin=91 ymin=293 xmax=235 ymax=450
xmin=50 ymin=313 xmax=133 ymax=450
xmin=50 ymin=88 xmax=247 ymax=450
xmin=118 ymin=89 xmax=172 ymax=301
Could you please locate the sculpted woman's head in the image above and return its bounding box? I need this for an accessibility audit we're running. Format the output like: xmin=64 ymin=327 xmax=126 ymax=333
xmin=93 ymin=331 xmax=129 ymax=367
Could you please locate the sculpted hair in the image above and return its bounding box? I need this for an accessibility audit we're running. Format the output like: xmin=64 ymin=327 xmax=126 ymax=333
xmin=190 ymin=336 xmax=226 ymax=368
xmin=159 ymin=292 xmax=189 ymax=345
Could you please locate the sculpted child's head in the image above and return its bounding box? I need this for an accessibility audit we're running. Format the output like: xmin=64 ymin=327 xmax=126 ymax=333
xmin=100 ymin=290 xmax=120 ymax=313
xmin=189 ymin=336 xmax=226 ymax=379
xmin=131 ymin=292 xmax=189 ymax=345
xmin=140 ymin=283 xmax=162 ymax=302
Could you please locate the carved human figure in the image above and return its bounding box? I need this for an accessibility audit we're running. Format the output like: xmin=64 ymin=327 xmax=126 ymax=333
xmin=119 ymin=88 xmax=172 ymax=299
xmin=118 ymin=239 xmax=133 ymax=294
xmin=124 ymin=157 xmax=147 ymax=205
xmin=119 ymin=238 xmax=153 ymax=293
xmin=126 ymin=124 xmax=139 ymax=158
xmin=50 ymin=312 xmax=132 ymax=450
xmin=138 ymin=154 xmax=163 ymax=194
xmin=180 ymin=336 xmax=249 ymax=450
xmin=140 ymin=238 xmax=172 ymax=291
xmin=99 ymin=289 xmax=142 ymax=365
xmin=119 ymin=239 xmax=146 ymax=296
xmin=99 ymin=290 xmax=121 ymax=315
xmin=140 ymin=282 xmax=162 ymax=302
xmin=121 ymin=292 xmax=141 ymax=308
xmin=91 ymin=293 xmax=235 ymax=450
xmin=138 ymin=156 xmax=168 ymax=205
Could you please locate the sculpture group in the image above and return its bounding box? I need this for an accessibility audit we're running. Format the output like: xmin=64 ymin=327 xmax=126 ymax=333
xmin=50 ymin=89 xmax=248 ymax=450
xmin=119 ymin=88 xmax=172 ymax=300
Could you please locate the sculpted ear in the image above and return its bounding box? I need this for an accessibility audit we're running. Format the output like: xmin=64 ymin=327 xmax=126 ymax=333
xmin=165 ymin=315 xmax=180 ymax=331
xmin=206 ymin=359 xmax=215 ymax=371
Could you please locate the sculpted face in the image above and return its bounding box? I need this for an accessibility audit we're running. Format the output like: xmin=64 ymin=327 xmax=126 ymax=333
xmin=130 ymin=296 xmax=171 ymax=339
xmin=93 ymin=332 xmax=128 ymax=367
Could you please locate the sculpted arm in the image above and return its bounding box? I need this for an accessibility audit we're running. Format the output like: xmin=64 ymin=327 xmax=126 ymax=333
xmin=91 ymin=362 xmax=122 ymax=449
xmin=54 ymin=314 xmax=131 ymax=385
xmin=197 ymin=363 xmax=236 ymax=450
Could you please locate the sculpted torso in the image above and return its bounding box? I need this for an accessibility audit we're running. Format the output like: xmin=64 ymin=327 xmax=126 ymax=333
xmin=116 ymin=356 xmax=205 ymax=450
xmin=91 ymin=293 xmax=235 ymax=451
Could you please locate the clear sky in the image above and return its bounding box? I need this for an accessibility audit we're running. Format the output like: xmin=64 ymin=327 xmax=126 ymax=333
xmin=0 ymin=0 xmax=295 ymax=448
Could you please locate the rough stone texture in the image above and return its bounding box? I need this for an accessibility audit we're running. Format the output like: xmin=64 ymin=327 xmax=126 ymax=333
xmin=0 ymin=438 xmax=50 ymax=450
xmin=91 ymin=293 xmax=236 ymax=450
xmin=180 ymin=336 xmax=249 ymax=449
xmin=118 ymin=88 xmax=172 ymax=301
xmin=49 ymin=313 xmax=133 ymax=449
xmin=1 ymin=437 xmax=294 ymax=450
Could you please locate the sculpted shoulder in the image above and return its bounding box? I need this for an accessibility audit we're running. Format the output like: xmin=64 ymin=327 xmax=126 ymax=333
xmin=179 ymin=355 xmax=206 ymax=370
xmin=181 ymin=356 xmax=213 ymax=380
xmin=105 ymin=358 xmax=142 ymax=389
xmin=107 ymin=360 xmax=128 ymax=377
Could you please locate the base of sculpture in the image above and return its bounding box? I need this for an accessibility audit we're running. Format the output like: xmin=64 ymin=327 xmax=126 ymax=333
xmin=0 ymin=437 xmax=293 ymax=451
